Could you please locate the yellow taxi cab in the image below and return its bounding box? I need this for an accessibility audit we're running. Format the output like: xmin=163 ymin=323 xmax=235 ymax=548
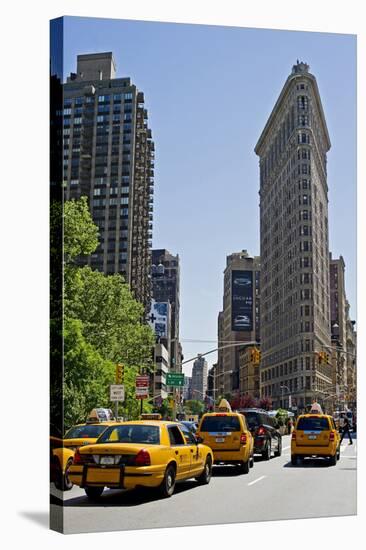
xmin=196 ymin=399 xmax=254 ymax=473
xmin=291 ymin=413 xmax=341 ymax=466
xmin=51 ymin=409 xmax=117 ymax=490
xmin=69 ymin=420 xmax=214 ymax=500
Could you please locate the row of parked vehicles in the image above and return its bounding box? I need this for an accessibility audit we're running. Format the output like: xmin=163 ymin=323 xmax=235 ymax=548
xmin=51 ymin=402 xmax=343 ymax=501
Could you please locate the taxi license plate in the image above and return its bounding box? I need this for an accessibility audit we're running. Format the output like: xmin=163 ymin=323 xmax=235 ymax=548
xmin=308 ymin=435 xmax=317 ymax=440
xmin=100 ymin=456 xmax=114 ymax=465
xmin=216 ymin=437 xmax=225 ymax=443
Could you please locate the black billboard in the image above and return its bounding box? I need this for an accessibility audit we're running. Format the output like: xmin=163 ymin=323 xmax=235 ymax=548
xmin=231 ymin=270 xmax=253 ymax=331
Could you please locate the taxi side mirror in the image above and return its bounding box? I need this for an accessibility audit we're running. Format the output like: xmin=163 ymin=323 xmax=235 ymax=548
xmin=195 ymin=436 xmax=203 ymax=444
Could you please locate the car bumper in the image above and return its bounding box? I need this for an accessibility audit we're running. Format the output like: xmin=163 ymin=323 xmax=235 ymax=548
xmin=69 ymin=464 xmax=165 ymax=490
xmin=212 ymin=447 xmax=250 ymax=464
xmin=291 ymin=444 xmax=338 ymax=457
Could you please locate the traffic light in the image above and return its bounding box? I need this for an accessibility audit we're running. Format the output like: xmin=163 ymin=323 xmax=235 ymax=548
xmin=324 ymin=353 xmax=329 ymax=364
xmin=116 ymin=363 xmax=124 ymax=384
xmin=257 ymin=350 xmax=261 ymax=364
xmin=250 ymin=349 xmax=256 ymax=362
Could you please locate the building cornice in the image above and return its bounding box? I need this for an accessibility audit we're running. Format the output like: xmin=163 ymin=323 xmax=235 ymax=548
xmin=255 ymin=68 xmax=331 ymax=156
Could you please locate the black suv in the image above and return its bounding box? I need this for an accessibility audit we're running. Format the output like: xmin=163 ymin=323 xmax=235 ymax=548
xmin=240 ymin=409 xmax=282 ymax=460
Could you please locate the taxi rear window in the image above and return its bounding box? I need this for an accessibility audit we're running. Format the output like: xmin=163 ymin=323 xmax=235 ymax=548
xmin=296 ymin=417 xmax=330 ymax=431
xmin=64 ymin=425 xmax=108 ymax=439
xmin=98 ymin=425 xmax=160 ymax=444
xmin=200 ymin=416 xmax=241 ymax=432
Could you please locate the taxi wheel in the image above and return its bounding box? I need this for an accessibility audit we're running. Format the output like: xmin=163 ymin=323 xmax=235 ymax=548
xmin=337 ymin=447 xmax=341 ymax=461
xmin=329 ymin=453 xmax=337 ymax=466
xmin=54 ymin=458 xmax=73 ymax=491
xmin=196 ymin=457 xmax=212 ymax=485
xmin=239 ymin=459 xmax=250 ymax=474
xmin=250 ymin=453 xmax=254 ymax=468
xmin=291 ymin=454 xmax=297 ymax=466
xmin=62 ymin=458 xmax=74 ymax=491
xmin=85 ymin=486 xmax=104 ymax=500
xmin=159 ymin=464 xmax=176 ymax=498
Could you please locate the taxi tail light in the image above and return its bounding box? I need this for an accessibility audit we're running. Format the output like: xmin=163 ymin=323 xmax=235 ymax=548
xmin=240 ymin=433 xmax=247 ymax=445
xmin=133 ymin=449 xmax=151 ymax=466
xmin=73 ymin=449 xmax=82 ymax=464
xmin=256 ymin=426 xmax=266 ymax=436
xmin=329 ymin=432 xmax=335 ymax=441
xmin=291 ymin=431 xmax=297 ymax=441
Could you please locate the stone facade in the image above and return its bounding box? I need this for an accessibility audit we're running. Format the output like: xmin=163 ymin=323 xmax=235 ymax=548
xmin=255 ymin=61 xmax=332 ymax=410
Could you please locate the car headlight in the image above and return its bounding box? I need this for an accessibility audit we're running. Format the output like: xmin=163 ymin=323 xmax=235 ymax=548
xmin=93 ymin=455 xmax=100 ymax=464
xmin=114 ymin=455 xmax=121 ymax=464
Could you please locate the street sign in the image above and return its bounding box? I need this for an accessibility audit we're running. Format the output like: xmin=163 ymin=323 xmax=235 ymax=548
xmin=136 ymin=375 xmax=150 ymax=387
xmin=166 ymin=372 xmax=185 ymax=387
xmin=136 ymin=387 xmax=149 ymax=399
xmin=135 ymin=375 xmax=150 ymax=399
xmin=110 ymin=384 xmax=125 ymax=402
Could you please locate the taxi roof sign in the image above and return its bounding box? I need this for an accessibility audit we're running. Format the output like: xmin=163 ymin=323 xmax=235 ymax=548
xmin=87 ymin=408 xmax=115 ymax=423
xmin=140 ymin=413 xmax=162 ymax=420
xmin=217 ymin=398 xmax=232 ymax=412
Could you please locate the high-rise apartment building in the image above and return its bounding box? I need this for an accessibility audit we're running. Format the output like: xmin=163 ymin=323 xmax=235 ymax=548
xmin=217 ymin=250 xmax=260 ymax=398
xmin=63 ymin=52 xmax=154 ymax=311
xmin=255 ymin=61 xmax=332 ymax=410
xmin=151 ymin=249 xmax=182 ymax=372
xmin=191 ymin=355 xmax=208 ymax=401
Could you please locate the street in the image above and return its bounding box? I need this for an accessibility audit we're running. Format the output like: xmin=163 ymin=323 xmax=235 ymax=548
xmin=51 ymin=434 xmax=357 ymax=534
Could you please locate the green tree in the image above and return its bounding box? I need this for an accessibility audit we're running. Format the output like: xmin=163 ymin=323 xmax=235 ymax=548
xmin=51 ymin=197 xmax=155 ymax=427
xmin=62 ymin=318 xmax=115 ymax=428
xmin=63 ymin=196 xmax=99 ymax=262
xmin=184 ymin=400 xmax=205 ymax=416
xmin=65 ymin=267 xmax=154 ymax=368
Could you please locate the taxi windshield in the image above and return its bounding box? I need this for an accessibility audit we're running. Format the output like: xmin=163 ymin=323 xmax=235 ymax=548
xmin=297 ymin=417 xmax=330 ymax=431
xmin=64 ymin=424 xmax=107 ymax=439
xmin=98 ymin=424 xmax=160 ymax=444
xmin=200 ymin=416 xmax=241 ymax=432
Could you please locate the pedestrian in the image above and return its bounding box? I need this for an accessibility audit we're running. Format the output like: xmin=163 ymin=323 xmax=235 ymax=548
xmin=340 ymin=414 xmax=353 ymax=445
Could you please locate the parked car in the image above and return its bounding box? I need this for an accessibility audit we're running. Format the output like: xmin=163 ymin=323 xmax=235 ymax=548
xmin=240 ymin=408 xmax=282 ymax=460
xmin=69 ymin=421 xmax=213 ymax=500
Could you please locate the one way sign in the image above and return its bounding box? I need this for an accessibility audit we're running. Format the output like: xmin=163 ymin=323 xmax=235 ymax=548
xmin=110 ymin=384 xmax=125 ymax=402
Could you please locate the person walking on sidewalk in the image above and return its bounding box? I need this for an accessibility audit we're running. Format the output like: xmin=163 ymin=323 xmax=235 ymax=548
xmin=340 ymin=415 xmax=353 ymax=445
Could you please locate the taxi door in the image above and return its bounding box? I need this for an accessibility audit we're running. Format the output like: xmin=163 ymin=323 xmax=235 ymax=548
xmin=180 ymin=424 xmax=204 ymax=475
xmin=167 ymin=425 xmax=192 ymax=479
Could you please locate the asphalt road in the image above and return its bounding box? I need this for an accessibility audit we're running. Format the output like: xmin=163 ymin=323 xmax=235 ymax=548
xmin=51 ymin=434 xmax=357 ymax=534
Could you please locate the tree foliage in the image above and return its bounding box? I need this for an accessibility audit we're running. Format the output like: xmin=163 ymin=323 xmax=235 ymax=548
xmin=184 ymin=400 xmax=205 ymax=416
xmin=50 ymin=197 xmax=155 ymax=429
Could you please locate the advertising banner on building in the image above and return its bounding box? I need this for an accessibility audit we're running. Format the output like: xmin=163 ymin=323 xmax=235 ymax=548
xmin=231 ymin=270 xmax=253 ymax=331
xmin=148 ymin=300 xmax=169 ymax=338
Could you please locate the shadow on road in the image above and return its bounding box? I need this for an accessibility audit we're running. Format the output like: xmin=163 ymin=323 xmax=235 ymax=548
xmin=212 ymin=465 xmax=244 ymax=477
xmin=64 ymin=480 xmax=200 ymax=508
xmin=283 ymin=458 xmax=333 ymax=468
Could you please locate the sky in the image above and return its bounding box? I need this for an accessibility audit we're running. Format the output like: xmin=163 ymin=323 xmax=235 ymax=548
xmin=62 ymin=17 xmax=357 ymax=376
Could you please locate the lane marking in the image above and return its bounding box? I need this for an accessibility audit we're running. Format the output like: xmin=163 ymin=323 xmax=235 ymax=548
xmin=248 ymin=475 xmax=266 ymax=486
xmin=283 ymin=445 xmax=290 ymax=451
